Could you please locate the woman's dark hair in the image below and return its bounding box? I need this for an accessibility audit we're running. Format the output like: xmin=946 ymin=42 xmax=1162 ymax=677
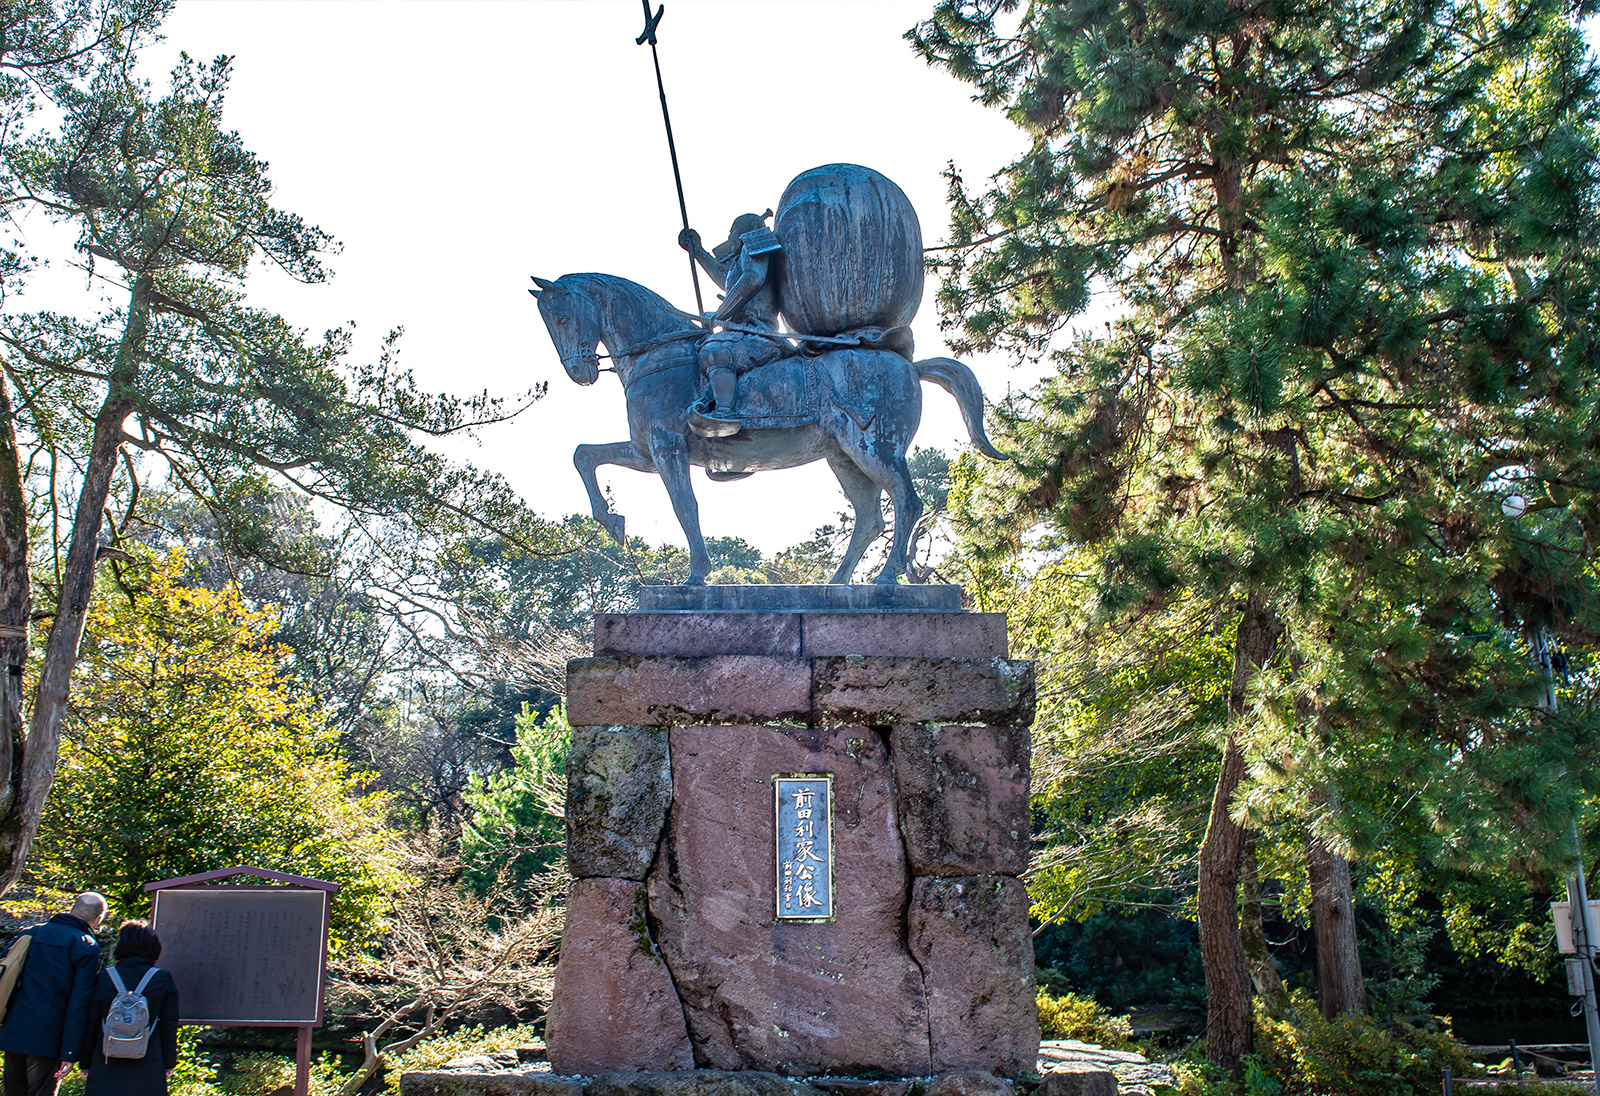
xmin=113 ymin=920 xmax=161 ymax=962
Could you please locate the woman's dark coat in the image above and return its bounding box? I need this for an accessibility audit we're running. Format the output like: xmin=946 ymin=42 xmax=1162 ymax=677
xmin=78 ymin=958 xmax=178 ymax=1096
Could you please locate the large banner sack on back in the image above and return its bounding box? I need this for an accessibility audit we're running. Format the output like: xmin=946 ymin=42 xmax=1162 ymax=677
xmin=774 ymin=163 xmax=924 ymax=337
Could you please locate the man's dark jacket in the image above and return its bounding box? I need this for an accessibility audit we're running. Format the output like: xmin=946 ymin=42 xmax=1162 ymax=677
xmin=0 ymin=913 xmax=101 ymax=1061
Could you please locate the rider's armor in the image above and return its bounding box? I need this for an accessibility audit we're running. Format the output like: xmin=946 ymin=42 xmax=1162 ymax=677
xmin=686 ymin=214 xmax=786 ymax=438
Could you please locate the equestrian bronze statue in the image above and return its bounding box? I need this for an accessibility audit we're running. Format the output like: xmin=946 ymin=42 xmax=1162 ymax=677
xmin=531 ymin=164 xmax=1005 ymax=586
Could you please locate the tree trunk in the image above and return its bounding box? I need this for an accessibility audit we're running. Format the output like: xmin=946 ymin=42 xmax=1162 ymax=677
xmin=1241 ymin=833 xmax=1293 ymax=1019
xmin=0 ymin=374 xmax=29 ymax=819
xmin=1198 ymin=593 xmax=1281 ymax=1074
xmin=0 ymin=273 xmax=148 ymax=893
xmin=1308 ymin=817 xmax=1366 ymax=1017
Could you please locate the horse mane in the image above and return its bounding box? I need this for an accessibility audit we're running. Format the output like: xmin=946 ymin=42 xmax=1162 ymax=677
xmin=557 ymin=273 xmax=697 ymax=332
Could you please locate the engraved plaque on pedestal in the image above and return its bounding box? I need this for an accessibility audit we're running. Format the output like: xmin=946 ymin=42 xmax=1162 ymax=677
xmin=774 ymin=774 xmax=833 ymax=920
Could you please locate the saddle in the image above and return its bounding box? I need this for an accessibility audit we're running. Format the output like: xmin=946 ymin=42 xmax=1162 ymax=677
xmin=729 ymin=357 xmax=823 ymax=430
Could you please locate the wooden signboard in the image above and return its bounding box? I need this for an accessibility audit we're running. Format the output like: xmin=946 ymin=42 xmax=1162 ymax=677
xmin=147 ymin=866 xmax=339 ymax=1096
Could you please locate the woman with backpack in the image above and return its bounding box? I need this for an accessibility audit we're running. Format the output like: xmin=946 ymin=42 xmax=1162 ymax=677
xmin=78 ymin=921 xmax=179 ymax=1095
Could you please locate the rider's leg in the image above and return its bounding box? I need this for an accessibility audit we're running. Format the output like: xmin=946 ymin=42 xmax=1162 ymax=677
xmin=709 ymin=366 xmax=737 ymax=413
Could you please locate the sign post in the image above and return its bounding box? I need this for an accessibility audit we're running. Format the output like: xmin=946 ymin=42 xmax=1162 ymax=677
xmin=146 ymin=865 xmax=339 ymax=1096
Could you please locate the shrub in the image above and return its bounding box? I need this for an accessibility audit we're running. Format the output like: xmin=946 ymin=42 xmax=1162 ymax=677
xmin=1254 ymin=997 xmax=1475 ymax=1096
xmin=380 ymin=1023 xmax=544 ymax=1094
xmin=1036 ymin=988 xmax=1138 ymax=1049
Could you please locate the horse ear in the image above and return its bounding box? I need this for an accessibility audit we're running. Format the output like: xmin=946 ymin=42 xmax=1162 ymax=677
xmin=531 ymin=276 xmax=560 ymax=291
xmin=527 ymin=287 xmax=540 ymax=298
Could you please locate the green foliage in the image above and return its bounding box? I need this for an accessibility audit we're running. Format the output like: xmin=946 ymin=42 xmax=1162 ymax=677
xmin=1254 ymin=998 xmax=1474 ymax=1096
xmin=31 ymin=550 xmax=400 ymax=951
xmin=1036 ymin=988 xmax=1137 ymax=1049
xmin=211 ymin=1051 xmax=345 ymax=1096
xmin=1352 ymin=858 xmax=1440 ymax=1022
xmin=379 ymin=1023 xmax=543 ymax=1095
xmin=916 ymin=0 xmax=1600 ymax=983
xmin=459 ymin=703 xmax=570 ymax=894
xmin=1035 ymin=910 xmax=1207 ymax=1027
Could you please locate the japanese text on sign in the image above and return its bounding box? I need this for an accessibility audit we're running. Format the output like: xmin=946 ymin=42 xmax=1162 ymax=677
xmin=775 ymin=775 xmax=833 ymax=920
xmin=151 ymin=888 xmax=328 ymax=1024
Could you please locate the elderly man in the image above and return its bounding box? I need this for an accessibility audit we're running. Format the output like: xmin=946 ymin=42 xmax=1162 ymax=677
xmin=0 ymin=893 xmax=105 ymax=1096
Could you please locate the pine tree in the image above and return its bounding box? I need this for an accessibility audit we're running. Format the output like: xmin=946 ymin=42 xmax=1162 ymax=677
xmin=913 ymin=0 xmax=1600 ymax=1070
xmin=0 ymin=15 xmax=553 ymax=893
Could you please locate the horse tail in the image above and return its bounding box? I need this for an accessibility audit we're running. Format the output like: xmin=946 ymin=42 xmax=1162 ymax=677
xmin=915 ymin=357 xmax=1010 ymax=461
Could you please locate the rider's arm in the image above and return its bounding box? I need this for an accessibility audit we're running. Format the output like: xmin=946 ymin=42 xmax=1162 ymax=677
xmin=678 ymin=229 xmax=729 ymax=290
xmin=712 ymin=253 xmax=769 ymax=323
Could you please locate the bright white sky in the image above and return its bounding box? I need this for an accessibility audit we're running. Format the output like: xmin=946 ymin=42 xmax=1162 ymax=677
xmin=119 ymin=0 xmax=1043 ymax=555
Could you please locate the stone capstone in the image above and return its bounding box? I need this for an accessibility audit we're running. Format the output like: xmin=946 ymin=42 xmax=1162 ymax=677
xmin=588 ymin=1072 xmax=828 ymax=1096
xmin=636 ymin=583 xmax=960 ymax=613
xmin=1035 ymin=1066 xmax=1118 ymax=1096
xmin=566 ymin=725 xmax=673 ymax=880
xmin=400 ymin=1074 xmax=585 ymax=1096
xmin=908 ymin=876 xmax=1038 ymax=1076
xmin=647 ymin=724 xmax=932 ymax=1077
xmin=595 ymin=613 xmax=1007 ymax=660
xmin=546 ymin=879 xmax=694 ymax=1074
xmin=890 ymin=724 xmax=1029 ymax=877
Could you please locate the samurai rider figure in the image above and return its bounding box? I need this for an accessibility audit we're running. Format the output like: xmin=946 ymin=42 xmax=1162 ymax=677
xmin=678 ymin=211 xmax=786 ymax=438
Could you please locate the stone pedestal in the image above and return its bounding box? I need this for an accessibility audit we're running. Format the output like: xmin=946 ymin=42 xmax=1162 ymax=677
xmin=547 ymin=591 xmax=1037 ymax=1078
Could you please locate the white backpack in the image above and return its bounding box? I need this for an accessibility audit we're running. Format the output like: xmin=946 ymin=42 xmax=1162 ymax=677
xmin=102 ymin=966 xmax=158 ymax=1059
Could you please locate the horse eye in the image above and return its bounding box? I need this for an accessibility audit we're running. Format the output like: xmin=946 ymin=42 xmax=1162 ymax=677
xmin=557 ymin=317 xmax=569 ymax=327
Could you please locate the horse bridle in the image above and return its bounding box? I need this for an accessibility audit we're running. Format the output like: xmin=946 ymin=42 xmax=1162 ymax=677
xmin=554 ymin=283 xmax=706 ymax=390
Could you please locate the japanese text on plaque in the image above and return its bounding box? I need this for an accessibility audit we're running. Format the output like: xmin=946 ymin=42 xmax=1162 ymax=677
xmin=775 ymin=775 xmax=833 ymax=919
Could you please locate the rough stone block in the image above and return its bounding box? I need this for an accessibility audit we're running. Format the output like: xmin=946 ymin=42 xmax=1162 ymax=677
xmin=648 ymin=724 xmax=932 ymax=1077
xmin=908 ymin=876 xmax=1039 ymax=1077
xmin=595 ymin=614 xmax=803 ymax=657
xmin=926 ymin=1073 xmax=1012 ymax=1096
xmin=891 ymin=724 xmax=1029 ymax=876
xmin=400 ymin=1074 xmax=585 ymax=1096
xmin=546 ymin=878 xmax=694 ymax=1074
xmin=1037 ymin=1066 xmax=1118 ymax=1096
xmin=568 ymin=657 xmax=811 ymax=725
xmin=589 ymin=1073 xmax=829 ymax=1096
xmin=801 ymin=613 xmax=1007 ymax=659
xmin=566 ymin=725 xmax=673 ymax=880
xmin=810 ymin=1081 xmax=910 ymax=1096
xmin=813 ymin=658 xmax=1034 ymax=726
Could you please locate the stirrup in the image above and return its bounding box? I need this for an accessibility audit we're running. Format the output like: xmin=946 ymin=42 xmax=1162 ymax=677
xmin=689 ymin=402 xmax=742 ymax=438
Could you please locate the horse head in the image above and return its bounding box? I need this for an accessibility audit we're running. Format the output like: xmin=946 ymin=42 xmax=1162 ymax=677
xmin=530 ymin=275 xmax=603 ymax=386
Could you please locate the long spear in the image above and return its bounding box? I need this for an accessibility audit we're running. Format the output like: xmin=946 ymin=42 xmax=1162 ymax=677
xmin=636 ymin=2 xmax=705 ymax=315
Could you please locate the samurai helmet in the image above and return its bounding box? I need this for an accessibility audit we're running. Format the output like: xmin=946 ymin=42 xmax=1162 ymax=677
xmin=712 ymin=209 xmax=774 ymax=262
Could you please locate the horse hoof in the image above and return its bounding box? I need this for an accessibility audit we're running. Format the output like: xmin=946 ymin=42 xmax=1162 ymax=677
xmin=873 ymin=573 xmax=902 ymax=586
xmin=684 ymin=574 xmax=707 ymax=587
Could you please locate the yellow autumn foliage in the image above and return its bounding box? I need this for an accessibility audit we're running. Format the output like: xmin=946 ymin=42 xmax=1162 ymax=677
xmin=32 ymin=550 xmax=399 ymax=951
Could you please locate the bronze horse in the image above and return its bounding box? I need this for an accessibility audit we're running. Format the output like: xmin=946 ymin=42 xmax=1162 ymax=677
xmin=532 ymin=272 xmax=1003 ymax=585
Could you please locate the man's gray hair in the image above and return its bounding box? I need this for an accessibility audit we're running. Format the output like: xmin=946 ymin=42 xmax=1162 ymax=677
xmin=69 ymin=891 xmax=107 ymax=920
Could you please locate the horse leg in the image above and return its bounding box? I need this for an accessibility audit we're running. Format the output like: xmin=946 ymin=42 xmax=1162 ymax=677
xmin=839 ymin=441 xmax=923 ymax=585
xmin=574 ymin=441 xmax=654 ymax=546
xmin=826 ymin=452 xmax=886 ymax=585
xmin=648 ymin=424 xmax=713 ymax=585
